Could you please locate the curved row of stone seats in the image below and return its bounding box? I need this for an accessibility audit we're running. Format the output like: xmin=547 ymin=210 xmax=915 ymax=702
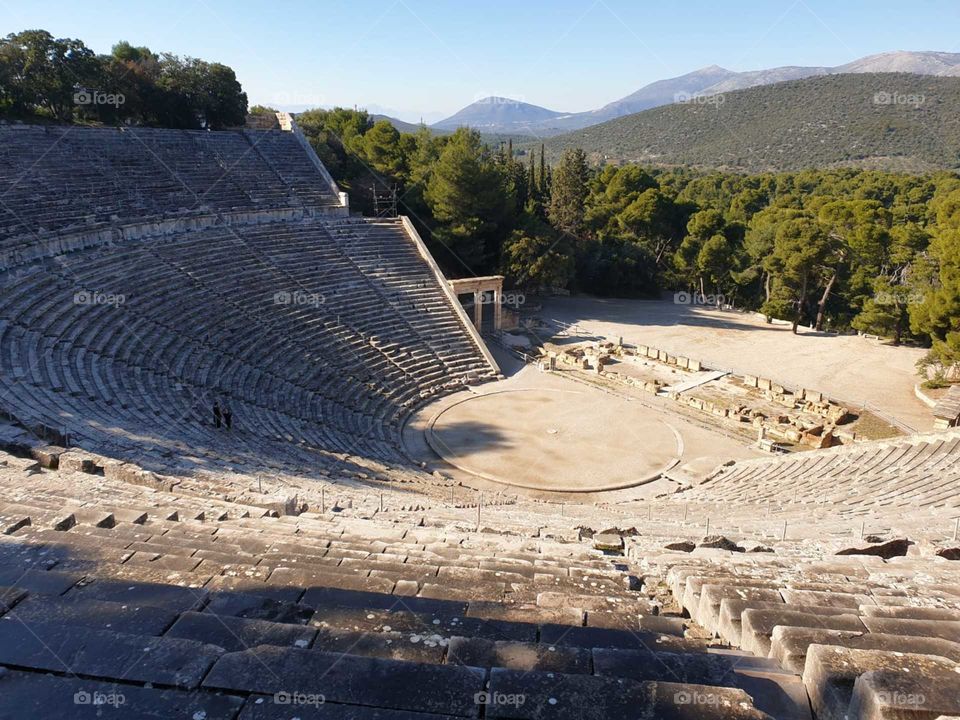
xmin=0 ymin=441 xmax=469 ymax=522
xmin=0 ymin=465 xmax=783 ymax=719
xmin=636 ymin=547 xmax=960 ymax=719
xmin=239 ymin=218 xmax=492 ymax=379
xmin=243 ymin=129 xmax=338 ymax=208
xmin=0 ymin=125 xmax=341 ymax=251
xmin=0 ymin=215 xmax=493 ymax=467
xmin=686 ymin=430 xmax=960 ymax=510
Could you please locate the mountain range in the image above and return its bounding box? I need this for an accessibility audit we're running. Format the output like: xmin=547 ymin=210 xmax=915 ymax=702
xmin=535 ymin=72 xmax=960 ymax=173
xmin=420 ymin=51 xmax=960 ymax=136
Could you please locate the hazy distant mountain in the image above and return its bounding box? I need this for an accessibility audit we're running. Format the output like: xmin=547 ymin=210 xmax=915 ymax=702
xmin=836 ymin=50 xmax=960 ymax=75
xmin=432 ymin=51 xmax=960 ymax=135
xmin=364 ymin=103 xmax=445 ymax=125
xmin=372 ymin=114 xmax=430 ymax=134
xmin=584 ymin=65 xmax=738 ymax=122
xmin=432 ymin=96 xmax=567 ymax=132
xmin=702 ymin=65 xmax=830 ymax=93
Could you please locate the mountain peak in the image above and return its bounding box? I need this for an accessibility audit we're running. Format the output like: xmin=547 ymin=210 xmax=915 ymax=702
xmin=432 ymin=96 xmax=565 ymax=130
xmin=476 ymin=96 xmax=522 ymax=105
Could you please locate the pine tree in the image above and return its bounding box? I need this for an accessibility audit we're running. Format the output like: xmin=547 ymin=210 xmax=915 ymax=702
xmin=423 ymin=128 xmax=510 ymax=273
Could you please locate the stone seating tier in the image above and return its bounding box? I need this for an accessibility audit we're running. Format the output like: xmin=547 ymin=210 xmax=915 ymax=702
xmin=0 ymin=460 xmax=788 ymax=719
xmin=0 ymin=125 xmax=344 ymax=254
xmin=2 ymin=460 xmax=960 ymax=718
xmin=0 ymin=215 xmax=494 ymax=470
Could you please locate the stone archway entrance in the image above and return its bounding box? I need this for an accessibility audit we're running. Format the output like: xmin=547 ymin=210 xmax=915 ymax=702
xmin=449 ymin=276 xmax=504 ymax=332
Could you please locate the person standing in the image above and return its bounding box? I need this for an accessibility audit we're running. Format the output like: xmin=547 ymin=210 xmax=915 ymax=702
xmin=213 ymin=401 xmax=222 ymax=428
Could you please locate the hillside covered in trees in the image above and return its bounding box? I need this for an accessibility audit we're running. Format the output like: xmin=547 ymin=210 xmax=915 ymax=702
xmin=538 ymin=73 xmax=960 ymax=173
xmin=0 ymin=30 xmax=247 ymax=128
xmin=296 ymin=107 xmax=960 ymax=379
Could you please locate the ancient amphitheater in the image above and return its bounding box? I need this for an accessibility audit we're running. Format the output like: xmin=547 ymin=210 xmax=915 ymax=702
xmin=0 ymin=115 xmax=957 ymax=719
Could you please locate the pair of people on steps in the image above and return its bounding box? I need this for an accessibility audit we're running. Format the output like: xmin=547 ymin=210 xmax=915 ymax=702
xmin=213 ymin=401 xmax=232 ymax=429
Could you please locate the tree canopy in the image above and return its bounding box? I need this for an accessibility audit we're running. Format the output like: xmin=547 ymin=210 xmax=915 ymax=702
xmin=0 ymin=30 xmax=247 ymax=128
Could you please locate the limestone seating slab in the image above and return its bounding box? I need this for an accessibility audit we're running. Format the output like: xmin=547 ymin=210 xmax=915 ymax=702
xmin=802 ymin=644 xmax=960 ymax=720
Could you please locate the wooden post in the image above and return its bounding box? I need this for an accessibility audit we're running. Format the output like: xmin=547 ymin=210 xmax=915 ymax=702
xmin=859 ymin=521 xmax=865 ymax=539
xmin=705 ymin=517 xmax=710 ymax=536
xmin=954 ymin=517 xmax=959 ymax=542
xmin=379 ymin=492 xmax=384 ymax=513
xmin=477 ymin=491 xmax=482 ymax=531
xmin=781 ymin=520 xmax=788 ymax=541
xmin=321 ymin=486 xmax=325 ymax=514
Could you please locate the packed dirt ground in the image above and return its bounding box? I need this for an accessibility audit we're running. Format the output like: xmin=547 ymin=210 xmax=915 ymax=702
xmin=533 ymin=296 xmax=932 ymax=432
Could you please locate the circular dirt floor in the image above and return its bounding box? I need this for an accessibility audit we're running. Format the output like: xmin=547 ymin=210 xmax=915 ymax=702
xmin=426 ymin=388 xmax=682 ymax=492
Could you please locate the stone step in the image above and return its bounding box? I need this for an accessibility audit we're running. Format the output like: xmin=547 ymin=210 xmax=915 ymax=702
xmin=9 ymin=594 xmax=178 ymax=635
xmin=740 ymin=609 xmax=866 ymax=656
xmin=486 ymin=667 xmax=772 ymax=719
xmin=538 ymin=623 xmax=707 ymax=652
xmin=850 ymin=664 xmax=960 ymax=719
xmin=718 ymin=600 xmax=861 ymax=647
xmin=860 ymin=605 xmax=960 ymax=622
xmin=67 ymin=577 xmax=208 ymax=613
xmin=202 ymin=645 xmax=486 ymax=716
xmin=466 ymin=601 xmax=583 ymax=626
xmin=771 ymin=626 xmax=960 ymax=673
xmin=447 ymin=636 xmax=591 ymax=673
xmin=204 ymin=589 xmax=316 ymax=624
xmin=696 ymin=585 xmax=784 ymax=635
xmin=0 ymin=618 xmax=223 ymax=688
xmin=860 ymin=616 xmax=960 ymax=643
xmin=237 ymin=696 xmax=461 ymax=719
xmin=0 ymin=568 xmax=82 ymax=596
xmin=732 ymin=668 xmax=812 ymax=720
xmin=803 ymin=644 xmax=960 ymax=720
xmin=61 ymin=508 xmax=116 ymax=528
xmin=311 ymin=625 xmax=446 ymax=664
xmin=308 ymin=606 xmax=539 ymax=644
xmin=593 ymin=646 xmax=811 ymax=720
xmin=0 ymin=509 xmax=30 ymax=535
xmin=165 ymin=610 xmax=316 ymax=652
xmin=584 ymin=611 xmax=685 ymax=635
xmin=0 ymin=669 xmax=244 ymax=720
xmin=0 ymin=585 xmax=27 ymax=614
xmin=0 ymin=503 xmax=75 ymax=531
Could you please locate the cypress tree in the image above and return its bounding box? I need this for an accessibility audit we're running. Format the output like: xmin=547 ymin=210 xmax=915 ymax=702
xmin=539 ymin=144 xmax=546 ymax=194
xmin=528 ymin=151 xmax=536 ymax=196
xmin=548 ymin=148 xmax=589 ymax=237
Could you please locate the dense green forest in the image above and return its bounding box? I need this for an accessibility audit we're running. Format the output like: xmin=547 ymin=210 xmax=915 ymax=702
xmin=295 ymin=107 xmax=960 ymax=378
xmin=0 ymin=30 xmax=247 ymax=128
xmin=538 ymin=73 xmax=960 ymax=174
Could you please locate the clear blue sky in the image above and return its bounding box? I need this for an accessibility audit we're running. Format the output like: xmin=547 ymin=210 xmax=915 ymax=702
xmin=5 ymin=0 xmax=960 ymax=121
